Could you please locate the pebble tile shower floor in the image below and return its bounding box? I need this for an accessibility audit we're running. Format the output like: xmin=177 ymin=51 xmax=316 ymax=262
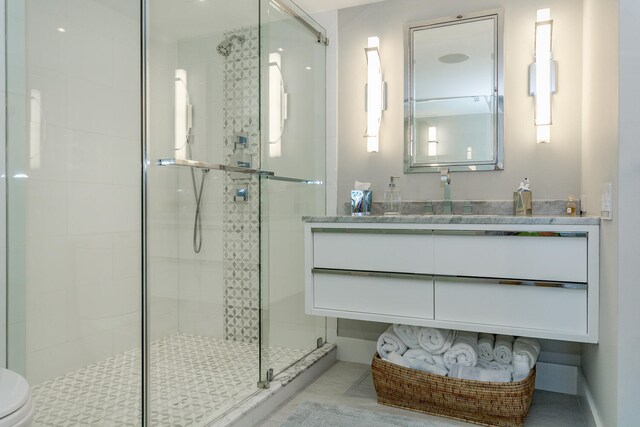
xmin=31 ymin=333 xmax=311 ymax=426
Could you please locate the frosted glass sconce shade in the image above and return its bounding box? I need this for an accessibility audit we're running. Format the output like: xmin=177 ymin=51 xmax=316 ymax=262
xmin=365 ymin=36 xmax=386 ymax=153
xmin=269 ymin=52 xmax=287 ymax=158
xmin=427 ymin=126 xmax=437 ymax=156
xmin=30 ymin=89 xmax=42 ymax=169
xmin=175 ymin=69 xmax=192 ymax=159
xmin=529 ymin=8 xmax=556 ymax=144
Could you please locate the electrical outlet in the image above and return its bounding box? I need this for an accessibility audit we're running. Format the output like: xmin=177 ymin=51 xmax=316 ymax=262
xmin=600 ymin=183 xmax=613 ymax=221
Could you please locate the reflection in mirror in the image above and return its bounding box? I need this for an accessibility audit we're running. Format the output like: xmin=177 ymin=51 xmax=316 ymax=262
xmin=405 ymin=11 xmax=503 ymax=173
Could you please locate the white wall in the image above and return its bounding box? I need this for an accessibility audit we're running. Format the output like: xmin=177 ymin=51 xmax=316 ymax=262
xmin=314 ymin=10 xmax=339 ymax=216
xmin=0 ymin=0 xmax=6 ymax=369
xmin=337 ymin=0 xmax=584 ymax=210
xmin=147 ymin=28 xmax=229 ymax=341
xmin=147 ymin=32 xmax=181 ymax=341
xmin=615 ymin=0 xmax=640 ymax=423
xmin=579 ymin=0 xmax=619 ymax=424
xmin=175 ymin=34 xmax=226 ymax=338
xmin=19 ymin=0 xmax=141 ymax=384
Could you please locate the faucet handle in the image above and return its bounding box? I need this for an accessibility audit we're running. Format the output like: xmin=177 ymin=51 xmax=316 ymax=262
xmin=440 ymin=168 xmax=451 ymax=185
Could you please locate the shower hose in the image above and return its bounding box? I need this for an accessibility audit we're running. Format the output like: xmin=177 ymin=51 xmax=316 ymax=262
xmin=188 ymin=143 xmax=207 ymax=253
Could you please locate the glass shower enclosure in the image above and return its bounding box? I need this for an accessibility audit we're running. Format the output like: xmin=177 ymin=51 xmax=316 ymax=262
xmin=5 ymin=0 xmax=327 ymax=425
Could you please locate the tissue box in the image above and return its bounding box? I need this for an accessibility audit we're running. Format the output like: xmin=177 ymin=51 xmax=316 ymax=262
xmin=351 ymin=190 xmax=372 ymax=216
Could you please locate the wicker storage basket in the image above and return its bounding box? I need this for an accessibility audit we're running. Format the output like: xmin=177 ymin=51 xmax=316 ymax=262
xmin=371 ymin=353 xmax=536 ymax=427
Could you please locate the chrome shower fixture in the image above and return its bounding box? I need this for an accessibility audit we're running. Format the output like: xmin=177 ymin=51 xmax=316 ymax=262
xmin=216 ymin=35 xmax=245 ymax=56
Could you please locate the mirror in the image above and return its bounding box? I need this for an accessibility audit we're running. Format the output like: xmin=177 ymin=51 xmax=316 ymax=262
xmin=404 ymin=11 xmax=504 ymax=173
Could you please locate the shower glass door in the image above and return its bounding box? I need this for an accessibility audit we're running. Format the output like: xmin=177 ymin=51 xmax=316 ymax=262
xmin=259 ymin=0 xmax=327 ymax=384
xmin=5 ymin=0 xmax=143 ymax=425
xmin=146 ymin=0 xmax=265 ymax=424
xmin=145 ymin=0 xmax=325 ymax=423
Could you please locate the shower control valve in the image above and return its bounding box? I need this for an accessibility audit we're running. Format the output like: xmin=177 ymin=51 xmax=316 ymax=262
xmin=233 ymin=132 xmax=249 ymax=150
xmin=234 ymin=186 xmax=249 ymax=202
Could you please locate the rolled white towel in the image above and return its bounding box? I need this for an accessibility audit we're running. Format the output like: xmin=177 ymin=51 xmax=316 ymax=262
xmin=410 ymin=359 xmax=448 ymax=376
xmin=477 ymin=333 xmax=495 ymax=362
xmin=391 ymin=348 xmax=447 ymax=376
xmin=478 ymin=359 xmax=514 ymax=373
xmin=449 ymin=363 xmax=512 ymax=383
xmin=387 ymin=352 xmax=411 ymax=369
xmin=443 ymin=331 xmax=479 ymax=370
xmin=513 ymin=337 xmax=541 ymax=369
xmin=432 ymin=354 xmax=446 ymax=370
xmin=417 ymin=327 xmax=456 ymax=354
xmin=512 ymin=354 xmax=531 ymax=382
xmin=493 ymin=335 xmax=514 ymax=365
xmin=403 ymin=348 xmax=435 ymax=365
xmin=393 ymin=324 xmax=421 ymax=349
xmin=377 ymin=326 xmax=408 ymax=359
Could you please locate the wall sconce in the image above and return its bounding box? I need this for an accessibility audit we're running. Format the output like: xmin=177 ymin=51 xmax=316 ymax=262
xmin=529 ymin=8 xmax=556 ymax=144
xmin=175 ymin=69 xmax=192 ymax=159
xmin=427 ymin=126 xmax=438 ymax=156
xmin=269 ymin=52 xmax=288 ymax=158
xmin=364 ymin=36 xmax=386 ymax=153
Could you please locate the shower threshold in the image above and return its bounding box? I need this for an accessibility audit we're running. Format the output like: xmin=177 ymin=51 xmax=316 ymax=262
xmin=30 ymin=333 xmax=336 ymax=426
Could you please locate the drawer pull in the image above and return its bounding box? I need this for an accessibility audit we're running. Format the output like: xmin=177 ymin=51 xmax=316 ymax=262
xmin=433 ymin=230 xmax=587 ymax=238
xmin=312 ymin=228 xmax=433 ymax=235
xmin=312 ymin=268 xmax=433 ymax=281
xmin=436 ymin=276 xmax=587 ymax=290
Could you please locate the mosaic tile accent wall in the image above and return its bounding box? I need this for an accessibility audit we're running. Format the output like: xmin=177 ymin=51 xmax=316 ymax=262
xmin=222 ymin=26 xmax=261 ymax=343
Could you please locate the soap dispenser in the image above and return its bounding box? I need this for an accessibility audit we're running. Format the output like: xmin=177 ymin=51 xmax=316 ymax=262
xmin=384 ymin=176 xmax=401 ymax=215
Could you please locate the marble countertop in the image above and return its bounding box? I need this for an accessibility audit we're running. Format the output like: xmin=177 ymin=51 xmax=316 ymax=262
xmin=303 ymin=215 xmax=601 ymax=225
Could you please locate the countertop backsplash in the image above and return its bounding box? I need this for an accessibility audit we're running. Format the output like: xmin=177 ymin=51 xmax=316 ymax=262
xmin=341 ymin=199 xmax=581 ymax=217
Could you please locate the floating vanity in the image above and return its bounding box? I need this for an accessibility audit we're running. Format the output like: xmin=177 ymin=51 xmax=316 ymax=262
xmin=304 ymin=215 xmax=600 ymax=343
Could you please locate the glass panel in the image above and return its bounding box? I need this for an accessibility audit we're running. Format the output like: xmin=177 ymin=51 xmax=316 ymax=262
xmin=260 ymin=0 xmax=327 ymax=382
xmin=260 ymin=177 xmax=326 ymax=379
xmin=146 ymin=0 xmax=263 ymax=423
xmin=6 ymin=0 xmax=142 ymax=425
xmin=260 ymin=0 xmax=326 ymax=182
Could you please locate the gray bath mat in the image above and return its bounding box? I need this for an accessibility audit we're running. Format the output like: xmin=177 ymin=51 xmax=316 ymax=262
xmin=280 ymin=401 xmax=455 ymax=426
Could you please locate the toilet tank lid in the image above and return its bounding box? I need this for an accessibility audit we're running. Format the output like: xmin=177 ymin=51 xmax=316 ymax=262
xmin=0 ymin=369 xmax=30 ymax=419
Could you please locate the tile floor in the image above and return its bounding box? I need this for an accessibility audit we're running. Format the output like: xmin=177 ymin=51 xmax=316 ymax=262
xmin=259 ymin=361 xmax=587 ymax=426
xmin=31 ymin=333 xmax=312 ymax=426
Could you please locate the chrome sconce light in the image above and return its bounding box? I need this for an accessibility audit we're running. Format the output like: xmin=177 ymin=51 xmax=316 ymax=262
xmin=529 ymin=8 xmax=556 ymax=144
xmin=364 ymin=36 xmax=386 ymax=153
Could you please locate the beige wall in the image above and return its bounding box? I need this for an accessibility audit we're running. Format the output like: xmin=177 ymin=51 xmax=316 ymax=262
xmin=580 ymin=0 xmax=619 ymax=425
xmin=337 ymin=0 xmax=584 ymax=209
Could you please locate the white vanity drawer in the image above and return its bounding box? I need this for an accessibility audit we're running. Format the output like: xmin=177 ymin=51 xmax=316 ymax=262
xmin=434 ymin=232 xmax=587 ymax=282
xmin=313 ymin=270 xmax=434 ymax=320
xmin=434 ymin=278 xmax=587 ymax=335
xmin=312 ymin=230 xmax=433 ymax=274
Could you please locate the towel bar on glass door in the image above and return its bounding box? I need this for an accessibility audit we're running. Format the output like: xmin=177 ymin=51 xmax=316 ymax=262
xmin=156 ymin=158 xmax=274 ymax=176
xmin=157 ymin=158 xmax=322 ymax=184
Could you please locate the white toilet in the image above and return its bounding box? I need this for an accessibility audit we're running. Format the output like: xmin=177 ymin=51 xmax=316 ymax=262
xmin=0 ymin=369 xmax=34 ymax=427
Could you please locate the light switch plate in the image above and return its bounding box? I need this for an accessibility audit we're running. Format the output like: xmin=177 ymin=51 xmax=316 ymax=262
xmin=601 ymin=183 xmax=613 ymax=220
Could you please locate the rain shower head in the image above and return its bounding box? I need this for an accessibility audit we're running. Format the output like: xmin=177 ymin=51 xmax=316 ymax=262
xmin=217 ymin=35 xmax=245 ymax=56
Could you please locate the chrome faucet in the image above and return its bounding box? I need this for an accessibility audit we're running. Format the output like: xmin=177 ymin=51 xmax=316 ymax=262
xmin=440 ymin=168 xmax=452 ymax=214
